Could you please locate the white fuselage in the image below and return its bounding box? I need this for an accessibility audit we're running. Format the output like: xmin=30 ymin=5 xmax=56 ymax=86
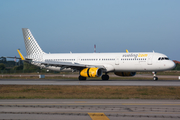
xmin=30 ymin=52 xmax=175 ymax=72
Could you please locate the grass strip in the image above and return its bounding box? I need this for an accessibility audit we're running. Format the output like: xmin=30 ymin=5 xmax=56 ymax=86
xmin=0 ymin=85 xmax=180 ymax=99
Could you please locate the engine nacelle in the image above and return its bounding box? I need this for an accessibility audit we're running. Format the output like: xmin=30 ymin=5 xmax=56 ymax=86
xmin=80 ymin=68 xmax=103 ymax=78
xmin=114 ymin=72 xmax=136 ymax=76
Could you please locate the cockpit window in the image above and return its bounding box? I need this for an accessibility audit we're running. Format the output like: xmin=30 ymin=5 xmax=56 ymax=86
xmin=158 ymin=57 xmax=169 ymax=60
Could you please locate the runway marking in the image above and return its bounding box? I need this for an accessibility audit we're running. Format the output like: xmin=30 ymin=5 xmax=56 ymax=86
xmin=88 ymin=113 xmax=109 ymax=120
xmin=122 ymin=103 xmax=180 ymax=105
xmin=1 ymin=103 xmax=180 ymax=106
xmin=74 ymin=101 xmax=87 ymax=103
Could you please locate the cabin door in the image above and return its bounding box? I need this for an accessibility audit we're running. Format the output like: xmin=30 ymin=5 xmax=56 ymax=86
xmin=147 ymin=55 xmax=153 ymax=65
xmin=115 ymin=56 xmax=119 ymax=65
xmin=77 ymin=57 xmax=81 ymax=63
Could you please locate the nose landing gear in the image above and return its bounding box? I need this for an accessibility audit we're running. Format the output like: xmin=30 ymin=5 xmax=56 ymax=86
xmin=152 ymin=72 xmax=158 ymax=81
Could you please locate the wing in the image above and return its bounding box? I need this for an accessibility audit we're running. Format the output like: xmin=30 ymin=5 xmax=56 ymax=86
xmin=1 ymin=56 xmax=21 ymax=59
xmin=2 ymin=49 xmax=32 ymax=62
xmin=34 ymin=61 xmax=106 ymax=71
xmin=1 ymin=56 xmax=32 ymax=63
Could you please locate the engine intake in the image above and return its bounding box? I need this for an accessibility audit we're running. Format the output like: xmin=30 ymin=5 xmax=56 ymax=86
xmin=114 ymin=72 xmax=136 ymax=76
xmin=80 ymin=68 xmax=102 ymax=78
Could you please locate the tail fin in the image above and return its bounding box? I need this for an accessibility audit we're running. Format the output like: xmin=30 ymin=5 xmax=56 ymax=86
xmin=22 ymin=28 xmax=45 ymax=55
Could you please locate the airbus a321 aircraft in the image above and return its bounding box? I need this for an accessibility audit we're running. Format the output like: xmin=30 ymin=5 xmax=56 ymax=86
xmin=17 ymin=28 xmax=175 ymax=81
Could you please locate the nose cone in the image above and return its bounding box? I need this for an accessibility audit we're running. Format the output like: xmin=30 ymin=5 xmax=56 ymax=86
xmin=167 ymin=61 xmax=176 ymax=70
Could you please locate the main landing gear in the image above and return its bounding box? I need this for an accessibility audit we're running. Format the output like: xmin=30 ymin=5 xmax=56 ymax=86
xmin=152 ymin=71 xmax=158 ymax=81
xmin=101 ymin=73 xmax=109 ymax=80
xmin=78 ymin=73 xmax=110 ymax=81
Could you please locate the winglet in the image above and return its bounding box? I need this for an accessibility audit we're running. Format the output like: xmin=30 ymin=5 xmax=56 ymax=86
xmin=126 ymin=49 xmax=129 ymax=53
xmin=17 ymin=49 xmax=25 ymax=60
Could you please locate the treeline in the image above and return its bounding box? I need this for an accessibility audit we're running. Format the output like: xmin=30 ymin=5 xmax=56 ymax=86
xmin=0 ymin=57 xmax=43 ymax=73
xmin=0 ymin=62 xmax=42 ymax=73
xmin=173 ymin=63 xmax=180 ymax=70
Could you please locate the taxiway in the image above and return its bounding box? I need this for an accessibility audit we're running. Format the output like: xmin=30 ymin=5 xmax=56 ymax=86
xmin=0 ymin=79 xmax=180 ymax=86
xmin=1 ymin=99 xmax=180 ymax=120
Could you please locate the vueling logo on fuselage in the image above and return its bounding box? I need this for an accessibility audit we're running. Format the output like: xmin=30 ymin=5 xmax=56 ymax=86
xmin=122 ymin=53 xmax=138 ymax=58
xmin=138 ymin=53 xmax=148 ymax=57
xmin=122 ymin=53 xmax=148 ymax=58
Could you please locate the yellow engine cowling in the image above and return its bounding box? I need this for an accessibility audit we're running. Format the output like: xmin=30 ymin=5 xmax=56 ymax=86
xmin=114 ymin=72 xmax=136 ymax=76
xmin=80 ymin=68 xmax=103 ymax=77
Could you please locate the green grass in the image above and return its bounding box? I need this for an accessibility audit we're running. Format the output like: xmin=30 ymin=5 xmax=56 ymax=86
xmin=0 ymin=85 xmax=180 ymax=99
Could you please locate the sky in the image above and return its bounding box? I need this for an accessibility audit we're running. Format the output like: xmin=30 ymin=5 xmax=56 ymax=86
xmin=0 ymin=0 xmax=180 ymax=60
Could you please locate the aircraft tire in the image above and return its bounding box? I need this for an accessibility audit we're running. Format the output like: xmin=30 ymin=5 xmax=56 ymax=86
xmin=101 ymin=75 xmax=109 ymax=80
xmin=78 ymin=76 xmax=86 ymax=81
xmin=153 ymin=77 xmax=158 ymax=81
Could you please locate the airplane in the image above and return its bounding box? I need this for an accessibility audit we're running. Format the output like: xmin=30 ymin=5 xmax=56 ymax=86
xmin=16 ymin=28 xmax=175 ymax=81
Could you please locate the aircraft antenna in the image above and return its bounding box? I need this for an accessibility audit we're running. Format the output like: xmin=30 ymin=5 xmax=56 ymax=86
xmin=94 ymin=44 xmax=96 ymax=53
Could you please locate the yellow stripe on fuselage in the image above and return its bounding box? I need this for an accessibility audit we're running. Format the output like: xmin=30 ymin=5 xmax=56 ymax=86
xmin=88 ymin=113 xmax=109 ymax=120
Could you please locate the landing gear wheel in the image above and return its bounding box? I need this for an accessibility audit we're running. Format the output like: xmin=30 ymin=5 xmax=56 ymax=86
xmin=101 ymin=75 xmax=109 ymax=80
xmin=152 ymin=71 xmax=158 ymax=81
xmin=153 ymin=77 xmax=158 ymax=81
xmin=78 ymin=76 xmax=86 ymax=81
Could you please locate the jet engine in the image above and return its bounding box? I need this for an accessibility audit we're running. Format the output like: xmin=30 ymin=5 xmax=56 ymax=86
xmin=80 ymin=68 xmax=103 ymax=77
xmin=114 ymin=72 xmax=136 ymax=76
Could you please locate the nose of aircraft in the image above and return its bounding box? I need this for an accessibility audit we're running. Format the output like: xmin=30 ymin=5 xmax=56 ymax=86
xmin=167 ymin=60 xmax=176 ymax=70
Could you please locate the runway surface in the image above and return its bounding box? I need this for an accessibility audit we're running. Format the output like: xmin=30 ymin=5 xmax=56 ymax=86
xmin=0 ymin=79 xmax=180 ymax=86
xmin=1 ymin=99 xmax=180 ymax=120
